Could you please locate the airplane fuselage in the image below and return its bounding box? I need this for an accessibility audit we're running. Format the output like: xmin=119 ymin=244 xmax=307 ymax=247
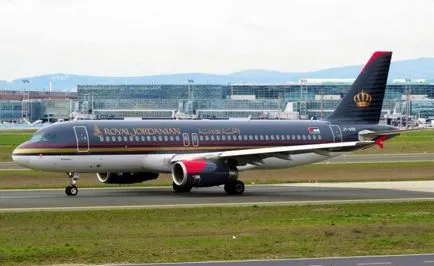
xmin=12 ymin=119 xmax=393 ymax=173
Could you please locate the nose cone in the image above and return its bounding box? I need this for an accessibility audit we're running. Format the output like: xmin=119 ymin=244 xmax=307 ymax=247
xmin=12 ymin=145 xmax=30 ymax=168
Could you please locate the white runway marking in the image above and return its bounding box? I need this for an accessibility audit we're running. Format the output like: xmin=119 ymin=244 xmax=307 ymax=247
xmin=357 ymin=262 xmax=392 ymax=265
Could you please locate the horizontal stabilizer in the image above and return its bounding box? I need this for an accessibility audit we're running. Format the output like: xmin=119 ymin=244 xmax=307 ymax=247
xmin=358 ymin=128 xmax=428 ymax=140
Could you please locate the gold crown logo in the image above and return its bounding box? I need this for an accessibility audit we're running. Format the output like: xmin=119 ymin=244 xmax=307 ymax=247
xmin=353 ymin=90 xmax=372 ymax=108
xmin=93 ymin=125 xmax=102 ymax=137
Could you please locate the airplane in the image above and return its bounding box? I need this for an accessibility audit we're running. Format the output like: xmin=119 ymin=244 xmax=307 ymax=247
xmin=12 ymin=51 xmax=410 ymax=196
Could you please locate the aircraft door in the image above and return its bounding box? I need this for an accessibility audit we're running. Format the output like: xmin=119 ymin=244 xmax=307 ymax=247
xmin=73 ymin=126 xmax=90 ymax=152
xmin=182 ymin=133 xmax=190 ymax=147
xmin=191 ymin=133 xmax=199 ymax=147
xmin=329 ymin=125 xmax=343 ymax=142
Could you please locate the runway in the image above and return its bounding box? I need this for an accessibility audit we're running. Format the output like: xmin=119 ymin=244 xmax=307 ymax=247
xmin=136 ymin=254 xmax=434 ymax=266
xmin=2 ymin=182 xmax=434 ymax=211
xmin=1 ymin=153 xmax=432 ymax=170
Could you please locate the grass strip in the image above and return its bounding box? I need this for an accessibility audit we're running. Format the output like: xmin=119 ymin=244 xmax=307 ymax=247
xmin=1 ymin=201 xmax=434 ymax=265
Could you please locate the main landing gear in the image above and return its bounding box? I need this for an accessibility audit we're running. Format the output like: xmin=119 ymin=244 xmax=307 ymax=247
xmin=172 ymin=182 xmax=192 ymax=193
xmin=65 ymin=172 xmax=79 ymax=196
xmin=224 ymin=180 xmax=245 ymax=195
xmin=172 ymin=180 xmax=245 ymax=195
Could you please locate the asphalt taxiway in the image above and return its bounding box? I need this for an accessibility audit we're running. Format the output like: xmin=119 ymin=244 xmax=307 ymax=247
xmin=2 ymin=181 xmax=434 ymax=211
xmin=132 ymin=254 xmax=434 ymax=266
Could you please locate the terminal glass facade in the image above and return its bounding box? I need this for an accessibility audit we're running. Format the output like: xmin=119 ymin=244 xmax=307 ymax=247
xmin=77 ymin=83 xmax=434 ymax=120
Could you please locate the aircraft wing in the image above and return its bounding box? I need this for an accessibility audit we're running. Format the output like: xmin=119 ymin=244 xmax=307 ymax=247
xmin=170 ymin=141 xmax=375 ymax=164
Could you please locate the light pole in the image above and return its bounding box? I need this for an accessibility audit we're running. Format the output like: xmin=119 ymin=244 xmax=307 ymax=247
xmin=405 ymin=78 xmax=412 ymax=126
xmin=187 ymin=79 xmax=194 ymax=101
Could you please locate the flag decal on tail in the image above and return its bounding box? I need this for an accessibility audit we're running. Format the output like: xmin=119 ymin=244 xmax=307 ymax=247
xmin=308 ymin=127 xmax=320 ymax=134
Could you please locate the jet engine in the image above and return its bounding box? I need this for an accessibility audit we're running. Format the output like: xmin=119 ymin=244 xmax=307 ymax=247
xmin=171 ymin=160 xmax=238 ymax=188
xmin=96 ymin=172 xmax=159 ymax=184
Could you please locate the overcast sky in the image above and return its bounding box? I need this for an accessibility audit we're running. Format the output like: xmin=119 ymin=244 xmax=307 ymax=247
xmin=0 ymin=0 xmax=433 ymax=80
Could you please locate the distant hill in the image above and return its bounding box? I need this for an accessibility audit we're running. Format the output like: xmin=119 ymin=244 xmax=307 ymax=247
xmin=1 ymin=57 xmax=434 ymax=91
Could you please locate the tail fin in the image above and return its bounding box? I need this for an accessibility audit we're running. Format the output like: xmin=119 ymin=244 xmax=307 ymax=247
xmin=326 ymin=51 xmax=392 ymax=124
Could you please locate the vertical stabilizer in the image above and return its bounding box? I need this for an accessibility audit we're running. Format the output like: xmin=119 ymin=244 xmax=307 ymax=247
xmin=326 ymin=51 xmax=392 ymax=124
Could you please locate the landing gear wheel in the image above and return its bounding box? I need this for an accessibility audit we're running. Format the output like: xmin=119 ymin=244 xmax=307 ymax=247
xmin=224 ymin=180 xmax=245 ymax=195
xmin=65 ymin=185 xmax=78 ymax=196
xmin=65 ymin=172 xmax=80 ymax=196
xmin=172 ymin=182 xmax=192 ymax=193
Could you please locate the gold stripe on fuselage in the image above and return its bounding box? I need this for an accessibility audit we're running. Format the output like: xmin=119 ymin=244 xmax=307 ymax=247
xmin=13 ymin=145 xmax=271 ymax=154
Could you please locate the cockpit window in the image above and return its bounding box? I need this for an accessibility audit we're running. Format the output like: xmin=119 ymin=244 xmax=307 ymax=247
xmin=29 ymin=133 xmax=43 ymax=142
xmin=29 ymin=132 xmax=57 ymax=143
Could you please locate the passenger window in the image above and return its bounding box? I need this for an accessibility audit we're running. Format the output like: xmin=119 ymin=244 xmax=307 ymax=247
xmin=216 ymin=135 xmax=221 ymax=141
xmin=199 ymin=136 xmax=204 ymax=141
xmin=222 ymin=135 xmax=226 ymax=140
xmin=249 ymin=135 xmax=253 ymax=140
xmin=152 ymin=136 xmax=157 ymax=142
xmin=164 ymin=136 xmax=168 ymax=141
xmin=100 ymin=137 xmax=104 ymax=142
xmin=118 ymin=136 xmax=122 ymax=142
xmin=318 ymin=135 xmax=322 ymax=140
xmin=265 ymin=135 xmax=269 ymax=140
xmin=147 ymin=136 xmax=151 ymax=141
xmin=205 ymin=136 xmax=209 ymax=141
xmin=307 ymin=135 xmax=311 ymax=140
xmin=170 ymin=136 xmax=174 ymax=141
xmin=239 ymin=135 xmax=244 ymax=141
xmin=297 ymin=135 xmax=301 ymax=140
xmin=129 ymin=136 xmax=134 ymax=141
xmin=111 ymin=136 xmax=116 ymax=142
xmin=286 ymin=135 xmax=291 ymax=140
xmin=270 ymin=135 xmax=275 ymax=140
xmin=276 ymin=135 xmax=280 ymax=140
xmin=211 ymin=136 xmax=215 ymax=141
xmin=175 ymin=136 xmax=180 ymax=141
xmin=260 ymin=135 xmax=264 ymax=140
xmin=141 ymin=136 xmax=146 ymax=141
xmin=106 ymin=136 xmax=110 ymax=142
xmin=158 ymin=136 xmax=163 ymax=141
xmin=302 ymin=135 xmax=306 ymax=140
xmin=135 ymin=136 xmax=140 ymax=142
xmin=292 ymin=135 xmax=296 ymax=140
xmin=123 ymin=136 xmax=128 ymax=142
xmin=312 ymin=135 xmax=317 ymax=140
xmin=254 ymin=135 xmax=259 ymax=140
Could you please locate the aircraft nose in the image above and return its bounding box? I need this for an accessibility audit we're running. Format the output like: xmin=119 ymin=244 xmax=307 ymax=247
xmin=12 ymin=147 xmax=30 ymax=167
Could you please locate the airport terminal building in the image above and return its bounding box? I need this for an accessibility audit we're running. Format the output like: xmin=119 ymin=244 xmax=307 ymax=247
xmin=77 ymin=80 xmax=434 ymax=123
xmin=0 ymin=91 xmax=76 ymax=123
xmin=1 ymin=80 xmax=433 ymax=125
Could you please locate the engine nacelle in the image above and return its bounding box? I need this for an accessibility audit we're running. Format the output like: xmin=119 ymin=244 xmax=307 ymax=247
xmin=171 ymin=160 xmax=238 ymax=187
xmin=96 ymin=172 xmax=159 ymax=184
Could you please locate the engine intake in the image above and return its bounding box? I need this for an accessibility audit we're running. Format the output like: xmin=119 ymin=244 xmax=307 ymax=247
xmin=172 ymin=160 xmax=238 ymax=187
xmin=97 ymin=172 xmax=159 ymax=184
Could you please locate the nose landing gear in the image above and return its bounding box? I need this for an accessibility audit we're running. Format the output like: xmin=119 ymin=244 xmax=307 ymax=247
xmin=65 ymin=172 xmax=79 ymax=196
